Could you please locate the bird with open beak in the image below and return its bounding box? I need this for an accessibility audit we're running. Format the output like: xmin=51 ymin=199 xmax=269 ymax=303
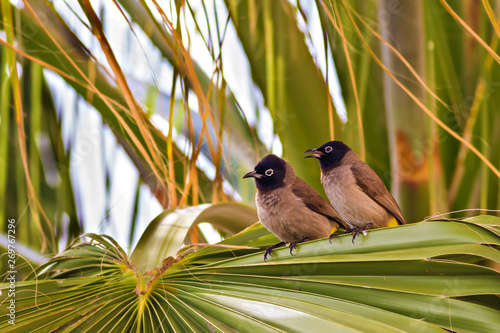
xmin=243 ymin=154 xmax=347 ymax=261
xmin=305 ymin=141 xmax=406 ymax=242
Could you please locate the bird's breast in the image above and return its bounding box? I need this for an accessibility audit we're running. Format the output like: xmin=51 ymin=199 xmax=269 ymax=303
xmin=321 ymin=166 xmax=355 ymax=206
xmin=321 ymin=166 xmax=389 ymax=228
xmin=256 ymin=187 xmax=291 ymax=225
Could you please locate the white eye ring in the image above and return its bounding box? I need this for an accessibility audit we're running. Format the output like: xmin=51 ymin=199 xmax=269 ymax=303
xmin=265 ymin=169 xmax=274 ymax=176
xmin=325 ymin=146 xmax=333 ymax=153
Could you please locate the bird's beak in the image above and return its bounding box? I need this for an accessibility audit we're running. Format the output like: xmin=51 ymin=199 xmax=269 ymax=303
xmin=304 ymin=148 xmax=324 ymax=159
xmin=243 ymin=170 xmax=262 ymax=179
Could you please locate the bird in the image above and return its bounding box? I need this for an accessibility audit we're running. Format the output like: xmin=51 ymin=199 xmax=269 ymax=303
xmin=243 ymin=154 xmax=347 ymax=261
xmin=305 ymin=141 xmax=406 ymax=242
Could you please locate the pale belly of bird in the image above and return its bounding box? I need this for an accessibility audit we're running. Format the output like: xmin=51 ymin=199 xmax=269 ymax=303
xmin=321 ymin=167 xmax=392 ymax=229
xmin=256 ymin=187 xmax=332 ymax=243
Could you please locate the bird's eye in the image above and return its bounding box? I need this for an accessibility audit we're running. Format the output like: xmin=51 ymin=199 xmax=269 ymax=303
xmin=265 ymin=169 xmax=274 ymax=176
xmin=325 ymin=146 xmax=333 ymax=153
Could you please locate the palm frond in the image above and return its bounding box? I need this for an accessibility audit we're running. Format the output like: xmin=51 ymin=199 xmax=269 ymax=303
xmin=1 ymin=211 xmax=499 ymax=332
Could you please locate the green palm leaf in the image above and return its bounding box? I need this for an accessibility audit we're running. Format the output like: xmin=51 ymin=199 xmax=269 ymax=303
xmin=1 ymin=209 xmax=499 ymax=332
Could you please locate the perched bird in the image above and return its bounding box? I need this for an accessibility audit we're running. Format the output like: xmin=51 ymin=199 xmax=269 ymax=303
xmin=243 ymin=154 xmax=347 ymax=261
xmin=305 ymin=141 xmax=406 ymax=242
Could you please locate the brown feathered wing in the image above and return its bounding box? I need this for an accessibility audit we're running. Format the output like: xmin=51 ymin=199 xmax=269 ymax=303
xmin=351 ymin=164 xmax=406 ymax=225
xmin=292 ymin=177 xmax=349 ymax=229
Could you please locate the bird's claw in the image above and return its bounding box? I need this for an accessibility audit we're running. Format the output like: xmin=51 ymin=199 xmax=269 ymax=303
xmin=329 ymin=228 xmax=355 ymax=243
xmin=328 ymin=233 xmax=335 ymax=244
xmin=351 ymin=223 xmax=374 ymax=244
xmin=288 ymin=237 xmax=310 ymax=255
xmin=264 ymin=248 xmax=273 ymax=262
xmin=264 ymin=239 xmax=309 ymax=260
xmin=263 ymin=241 xmax=286 ymax=262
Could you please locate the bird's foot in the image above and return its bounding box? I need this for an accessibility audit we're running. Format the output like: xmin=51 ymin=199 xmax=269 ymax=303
xmin=288 ymin=237 xmax=310 ymax=255
xmin=264 ymin=241 xmax=286 ymax=262
xmin=329 ymin=228 xmax=356 ymax=243
xmin=351 ymin=223 xmax=374 ymax=244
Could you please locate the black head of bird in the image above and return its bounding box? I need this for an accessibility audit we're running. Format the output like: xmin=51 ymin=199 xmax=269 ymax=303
xmin=304 ymin=140 xmax=351 ymax=170
xmin=242 ymin=154 xmax=287 ymax=190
